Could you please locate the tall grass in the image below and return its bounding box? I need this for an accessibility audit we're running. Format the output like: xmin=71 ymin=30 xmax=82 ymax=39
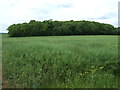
xmin=2 ymin=35 xmax=119 ymax=88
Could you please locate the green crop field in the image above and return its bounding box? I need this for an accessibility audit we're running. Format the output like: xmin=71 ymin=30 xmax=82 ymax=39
xmin=2 ymin=34 xmax=119 ymax=88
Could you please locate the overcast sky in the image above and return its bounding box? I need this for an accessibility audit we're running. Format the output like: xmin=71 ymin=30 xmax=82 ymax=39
xmin=0 ymin=0 xmax=119 ymax=33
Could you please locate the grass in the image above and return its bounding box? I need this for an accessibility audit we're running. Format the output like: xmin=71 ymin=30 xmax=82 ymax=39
xmin=2 ymin=34 xmax=119 ymax=88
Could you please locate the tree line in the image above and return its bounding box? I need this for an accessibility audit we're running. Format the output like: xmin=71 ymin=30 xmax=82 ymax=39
xmin=7 ymin=19 xmax=119 ymax=37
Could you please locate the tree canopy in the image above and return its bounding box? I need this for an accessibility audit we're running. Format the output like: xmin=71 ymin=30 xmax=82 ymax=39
xmin=7 ymin=20 xmax=118 ymax=37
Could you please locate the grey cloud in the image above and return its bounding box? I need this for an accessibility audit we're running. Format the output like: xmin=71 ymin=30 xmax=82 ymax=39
xmin=88 ymin=12 xmax=117 ymax=20
xmin=31 ymin=3 xmax=73 ymax=16
xmin=46 ymin=3 xmax=73 ymax=8
xmin=56 ymin=4 xmax=73 ymax=8
xmin=31 ymin=8 xmax=50 ymax=14
xmin=30 ymin=3 xmax=73 ymax=16
xmin=0 ymin=23 xmax=9 ymax=33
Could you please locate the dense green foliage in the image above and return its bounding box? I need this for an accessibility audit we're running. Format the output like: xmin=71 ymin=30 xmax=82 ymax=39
xmin=7 ymin=20 xmax=118 ymax=37
xmin=2 ymin=35 xmax=119 ymax=88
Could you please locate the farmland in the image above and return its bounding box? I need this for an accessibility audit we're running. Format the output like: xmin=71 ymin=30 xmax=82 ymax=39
xmin=2 ymin=34 xmax=119 ymax=88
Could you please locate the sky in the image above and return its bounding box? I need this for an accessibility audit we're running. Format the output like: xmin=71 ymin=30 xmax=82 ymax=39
xmin=0 ymin=0 xmax=119 ymax=33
